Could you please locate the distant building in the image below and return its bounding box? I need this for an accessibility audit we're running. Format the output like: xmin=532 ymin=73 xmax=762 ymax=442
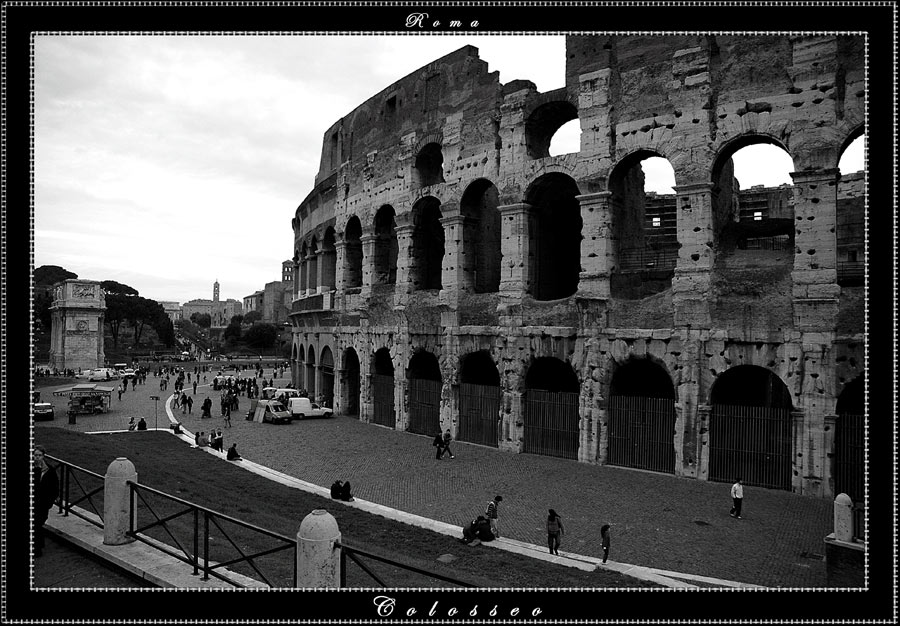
xmin=159 ymin=301 xmax=182 ymax=322
xmin=243 ymin=290 xmax=264 ymax=314
xmin=182 ymin=280 xmax=243 ymax=327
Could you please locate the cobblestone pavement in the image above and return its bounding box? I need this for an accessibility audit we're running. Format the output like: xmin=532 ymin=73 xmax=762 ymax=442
xmin=36 ymin=372 xmax=831 ymax=588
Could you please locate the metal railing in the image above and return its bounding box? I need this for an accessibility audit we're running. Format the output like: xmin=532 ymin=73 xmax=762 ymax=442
xmin=127 ymin=481 xmax=297 ymax=588
xmin=338 ymin=542 xmax=475 ymax=588
xmin=49 ymin=456 xmax=105 ymax=528
xmin=737 ymin=234 xmax=792 ymax=251
xmin=616 ymin=247 xmax=678 ymax=273
xmin=837 ymin=261 xmax=865 ymax=284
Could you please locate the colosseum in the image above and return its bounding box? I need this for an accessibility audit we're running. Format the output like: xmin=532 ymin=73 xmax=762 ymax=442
xmin=289 ymin=35 xmax=865 ymax=502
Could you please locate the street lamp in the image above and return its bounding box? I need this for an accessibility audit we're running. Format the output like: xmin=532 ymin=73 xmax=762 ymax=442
xmin=149 ymin=395 xmax=159 ymax=430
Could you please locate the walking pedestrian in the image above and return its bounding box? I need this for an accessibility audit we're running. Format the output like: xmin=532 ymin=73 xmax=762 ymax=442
xmin=600 ymin=524 xmax=611 ymax=563
xmin=187 ymin=395 xmax=194 ymax=414
xmin=432 ymin=431 xmax=443 ymax=459
xmin=193 ymin=381 xmax=197 ymax=395
xmin=730 ymin=478 xmax=744 ymax=519
xmin=117 ymin=384 xmax=123 ymax=401
xmin=485 ymin=495 xmax=503 ymax=538
xmin=438 ymin=429 xmax=455 ymax=459
xmin=547 ymin=509 xmax=564 ymax=555
xmin=33 ymin=445 xmax=59 ymax=557
xmin=223 ymin=409 xmax=232 ymax=428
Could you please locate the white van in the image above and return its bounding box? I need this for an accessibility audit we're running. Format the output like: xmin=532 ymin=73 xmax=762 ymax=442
xmin=88 ymin=367 xmax=118 ymax=381
xmin=252 ymin=400 xmax=292 ymax=425
xmin=287 ymin=397 xmax=333 ymax=420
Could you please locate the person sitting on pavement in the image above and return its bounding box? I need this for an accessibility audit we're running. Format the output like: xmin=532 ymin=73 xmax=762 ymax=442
xmin=197 ymin=431 xmax=209 ymax=447
xmin=339 ymin=481 xmax=355 ymax=502
xmin=330 ymin=480 xmax=344 ymax=500
xmin=226 ymin=443 xmax=242 ymax=461
xmin=462 ymin=515 xmax=494 ymax=545
xmin=136 ymin=417 xmax=147 ymax=431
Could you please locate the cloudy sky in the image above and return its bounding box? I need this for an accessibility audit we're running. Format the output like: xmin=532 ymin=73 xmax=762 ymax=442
xmin=33 ymin=35 xmax=864 ymax=305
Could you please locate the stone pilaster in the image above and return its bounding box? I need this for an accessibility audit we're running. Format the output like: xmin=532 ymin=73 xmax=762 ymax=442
xmin=790 ymin=169 xmax=840 ymax=332
xmin=823 ymin=414 xmax=837 ymax=498
xmin=359 ymin=231 xmax=377 ymax=299
xmin=498 ymin=203 xmax=531 ymax=302
xmin=439 ymin=214 xmax=468 ymax=307
xmin=696 ymin=404 xmax=712 ymax=481
xmin=500 ymin=389 xmax=524 ymax=453
xmin=305 ymin=253 xmax=318 ymax=296
xmin=333 ymin=239 xmax=346 ymax=293
xmin=393 ymin=223 xmax=416 ymax=307
xmin=792 ymin=409 xmax=806 ymax=494
xmin=576 ymin=191 xmax=613 ymax=299
xmin=672 ymin=183 xmax=716 ymax=328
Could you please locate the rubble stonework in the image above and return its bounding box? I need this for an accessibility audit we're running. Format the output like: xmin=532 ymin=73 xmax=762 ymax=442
xmin=289 ymin=36 xmax=865 ymax=498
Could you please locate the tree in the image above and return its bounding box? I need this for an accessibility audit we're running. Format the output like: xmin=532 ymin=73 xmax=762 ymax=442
xmin=230 ymin=314 xmax=244 ymax=325
xmin=104 ymin=293 xmax=129 ymax=348
xmin=243 ymin=322 xmax=278 ymax=352
xmin=190 ymin=312 xmax=211 ymax=328
xmin=100 ymin=280 xmax=139 ymax=296
xmin=223 ymin=319 xmax=242 ymax=343
xmin=34 ymin=265 xmax=77 ymax=287
xmin=243 ymin=310 xmax=262 ymax=324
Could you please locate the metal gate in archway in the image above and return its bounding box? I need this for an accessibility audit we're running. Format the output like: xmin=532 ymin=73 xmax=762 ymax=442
xmin=408 ymin=378 xmax=441 ymax=436
xmin=834 ymin=413 xmax=864 ymax=501
xmin=371 ymin=374 xmax=395 ymax=428
xmin=523 ymin=390 xmax=579 ymax=459
xmin=458 ymin=383 xmax=500 ymax=447
xmin=708 ymin=404 xmax=793 ymax=490
xmin=607 ymin=396 xmax=676 ymax=474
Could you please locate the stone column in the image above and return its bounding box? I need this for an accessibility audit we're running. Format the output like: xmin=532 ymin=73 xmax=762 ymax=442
xmin=823 ymin=414 xmax=837 ymax=498
xmin=296 ymin=510 xmax=341 ymax=588
xmin=333 ymin=239 xmax=346 ymax=295
xmin=298 ymin=258 xmax=307 ymax=296
xmin=359 ymin=231 xmax=377 ymax=299
xmin=315 ymin=250 xmax=327 ymax=294
xmin=305 ymin=254 xmax=317 ymax=296
xmin=792 ymin=409 xmax=806 ymax=493
xmin=103 ymin=457 xmax=137 ymax=546
xmin=790 ymin=169 xmax=840 ymax=332
xmin=439 ymin=214 xmax=468 ymax=306
xmin=498 ymin=203 xmax=531 ymax=301
xmin=393 ymin=223 xmax=415 ymax=307
xmin=672 ymin=183 xmax=716 ymax=328
xmin=576 ymin=191 xmax=613 ymax=299
xmin=696 ymin=404 xmax=712 ymax=481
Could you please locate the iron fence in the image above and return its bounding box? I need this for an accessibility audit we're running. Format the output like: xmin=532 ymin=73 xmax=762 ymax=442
xmin=737 ymin=235 xmax=792 ymax=250
xmin=607 ymin=396 xmax=676 ymax=474
xmin=338 ymin=542 xmax=475 ymax=588
xmin=522 ymin=390 xmax=580 ymax=460
xmin=128 ymin=481 xmax=298 ymax=588
xmin=707 ymin=404 xmax=793 ymax=490
xmin=616 ymin=247 xmax=678 ymax=272
xmin=837 ymin=261 xmax=865 ymax=284
xmin=458 ymin=383 xmax=500 ymax=447
xmin=48 ymin=456 xmax=105 ymax=528
xmin=407 ymin=378 xmax=441 ymax=436
xmin=371 ymin=374 xmax=396 ymax=428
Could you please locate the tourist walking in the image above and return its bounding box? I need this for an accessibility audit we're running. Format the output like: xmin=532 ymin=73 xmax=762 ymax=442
xmin=187 ymin=395 xmax=194 ymax=414
xmin=438 ymin=429 xmax=455 ymax=459
xmin=600 ymin=524 xmax=611 ymax=563
xmin=201 ymin=397 xmax=212 ymax=419
xmin=193 ymin=381 xmax=197 ymax=395
xmin=223 ymin=408 xmax=232 ymax=428
xmin=432 ymin=432 xmax=443 ymax=459
xmin=547 ymin=509 xmax=564 ymax=555
xmin=33 ymin=445 xmax=59 ymax=557
xmin=730 ymin=478 xmax=744 ymax=519
xmin=117 ymin=384 xmax=123 ymax=401
xmin=485 ymin=495 xmax=503 ymax=538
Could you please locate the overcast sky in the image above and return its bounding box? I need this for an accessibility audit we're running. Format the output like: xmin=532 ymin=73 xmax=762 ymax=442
xmin=33 ymin=35 xmax=864 ymax=304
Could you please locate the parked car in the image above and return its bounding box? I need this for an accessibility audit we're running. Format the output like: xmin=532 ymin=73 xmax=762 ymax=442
xmin=88 ymin=367 xmax=118 ymax=381
xmin=121 ymin=369 xmax=137 ymax=380
xmin=33 ymin=402 xmax=54 ymax=421
xmin=252 ymin=400 xmax=292 ymax=425
xmin=288 ymin=397 xmax=333 ymax=420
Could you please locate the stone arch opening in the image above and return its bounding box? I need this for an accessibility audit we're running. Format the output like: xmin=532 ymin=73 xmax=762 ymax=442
xmin=609 ymin=150 xmax=678 ymax=299
xmin=320 ymin=346 xmax=335 ymax=408
xmin=415 ymin=142 xmax=445 ymax=187
xmin=526 ymin=100 xmax=578 ymax=159
xmin=834 ymin=374 xmax=864 ymax=502
xmin=343 ymin=216 xmax=363 ymax=290
xmin=458 ymin=350 xmax=501 ymax=447
xmin=307 ymin=239 xmax=319 ymax=293
xmin=548 ymin=119 xmax=581 ymax=157
xmin=523 ymin=357 xmax=580 ymax=459
xmin=371 ymin=347 xmax=395 ymax=428
xmin=410 ymin=197 xmax=444 ymax=291
xmin=407 ymin=350 xmax=442 ymax=436
xmin=607 ymin=358 xmax=677 ymax=474
xmin=837 ymin=131 xmax=866 ymax=286
xmin=321 ymin=228 xmax=337 ymax=292
xmin=525 ymin=173 xmax=582 ymax=301
xmin=708 ymin=364 xmax=794 ymax=490
xmin=711 ymin=137 xmax=796 ymax=258
xmin=341 ymin=347 xmax=360 ymax=416
xmin=305 ymin=345 xmax=317 ymax=399
xmin=461 ymin=179 xmax=501 ymax=294
xmin=373 ymin=206 xmax=398 ymax=285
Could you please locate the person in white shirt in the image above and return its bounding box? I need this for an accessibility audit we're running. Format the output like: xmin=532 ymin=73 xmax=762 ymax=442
xmin=730 ymin=478 xmax=744 ymax=519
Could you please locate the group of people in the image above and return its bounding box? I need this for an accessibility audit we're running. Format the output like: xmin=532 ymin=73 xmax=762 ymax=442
xmin=193 ymin=429 xmax=242 ymax=460
xmin=432 ymin=429 xmax=455 ymax=460
xmin=330 ymin=480 xmax=354 ymax=502
xmin=126 ymin=416 xmax=148 ymax=431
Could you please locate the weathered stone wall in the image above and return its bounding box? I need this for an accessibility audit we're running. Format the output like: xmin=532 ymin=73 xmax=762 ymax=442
xmin=289 ymin=35 xmax=865 ymax=499
xmin=48 ymin=280 xmax=106 ymax=372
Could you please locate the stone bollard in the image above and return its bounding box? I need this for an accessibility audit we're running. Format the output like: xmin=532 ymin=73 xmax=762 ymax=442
xmin=296 ymin=509 xmax=341 ymax=588
xmin=833 ymin=493 xmax=854 ymax=542
xmin=103 ymin=457 xmax=137 ymax=546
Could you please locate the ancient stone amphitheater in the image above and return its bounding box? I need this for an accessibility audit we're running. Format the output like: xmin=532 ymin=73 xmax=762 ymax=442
xmin=289 ymin=35 xmax=865 ymax=500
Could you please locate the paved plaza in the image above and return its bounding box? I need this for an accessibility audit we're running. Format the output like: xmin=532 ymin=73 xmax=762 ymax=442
xmin=35 ymin=370 xmax=834 ymax=588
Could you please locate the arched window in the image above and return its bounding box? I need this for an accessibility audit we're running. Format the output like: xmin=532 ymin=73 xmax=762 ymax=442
xmin=373 ymin=206 xmax=398 ymax=285
xmin=525 ymin=173 xmax=581 ymax=301
xmin=414 ymin=142 xmax=445 ymax=187
xmin=343 ymin=216 xmax=363 ymax=290
xmin=410 ymin=197 xmax=444 ymax=291
xmin=525 ymin=101 xmax=578 ymax=159
xmin=461 ymin=179 xmax=501 ymax=294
